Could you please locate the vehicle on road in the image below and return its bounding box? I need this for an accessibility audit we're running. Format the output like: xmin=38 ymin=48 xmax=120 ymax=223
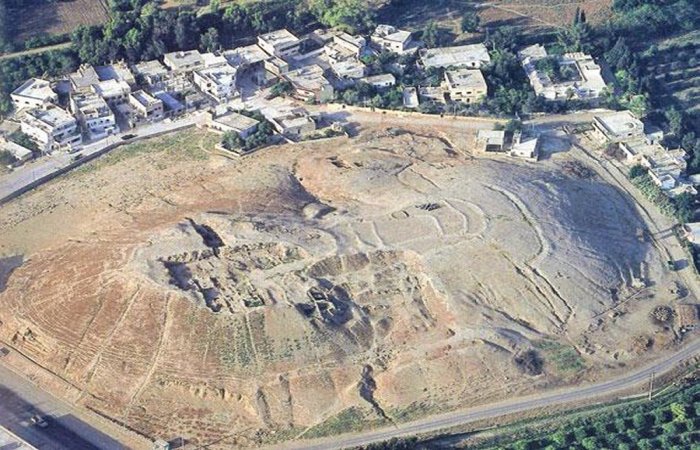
xmin=30 ymin=414 xmax=49 ymax=428
xmin=121 ymin=134 xmax=137 ymax=141
xmin=0 ymin=347 xmax=9 ymax=357
xmin=71 ymin=153 xmax=84 ymax=162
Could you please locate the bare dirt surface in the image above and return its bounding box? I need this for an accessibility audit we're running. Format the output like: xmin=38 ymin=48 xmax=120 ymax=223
xmin=0 ymin=123 xmax=690 ymax=448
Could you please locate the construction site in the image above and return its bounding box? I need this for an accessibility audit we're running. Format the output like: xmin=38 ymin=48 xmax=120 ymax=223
xmin=0 ymin=116 xmax=694 ymax=448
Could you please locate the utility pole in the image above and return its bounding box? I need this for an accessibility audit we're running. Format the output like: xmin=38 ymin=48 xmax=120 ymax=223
xmin=648 ymin=372 xmax=655 ymax=401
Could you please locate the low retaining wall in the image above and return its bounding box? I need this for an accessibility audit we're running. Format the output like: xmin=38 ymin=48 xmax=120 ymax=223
xmin=322 ymin=102 xmax=508 ymax=124
xmin=0 ymin=122 xmax=196 ymax=206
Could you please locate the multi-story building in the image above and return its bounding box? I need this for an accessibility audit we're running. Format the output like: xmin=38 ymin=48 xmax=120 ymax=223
xmin=69 ymin=64 xmax=100 ymax=92
xmin=132 ymin=60 xmax=169 ymax=86
xmin=69 ymin=91 xmax=118 ymax=140
xmin=193 ymin=64 xmax=238 ymax=102
xmin=10 ymin=78 xmax=58 ymax=110
xmin=163 ymin=50 xmax=205 ymax=73
xmin=20 ymin=106 xmax=82 ymax=153
xmin=92 ymin=79 xmax=131 ymax=106
xmin=258 ymin=29 xmax=301 ymax=60
xmin=371 ymin=24 xmax=414 ymax=54
xmin=443 ymin=68 xmax=487 ymax=104
xmin=591 ymin=110 xmax=645 ymax=144
xmin=129 ymin=90 xmax=164 ymax=123
xmin=284 ymin=65 xmax=334 ymax=102
xmin=96 ymin=61 xmax=136 ymax=87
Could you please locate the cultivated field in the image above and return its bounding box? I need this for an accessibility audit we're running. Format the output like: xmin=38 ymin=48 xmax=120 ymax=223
xmin=647 ymin=31 xmax=700 ymax=115
xmin=11 ymin=0 xmax=110 ymax=41
xmin=0 ymin=121 xmax=689 ymax=447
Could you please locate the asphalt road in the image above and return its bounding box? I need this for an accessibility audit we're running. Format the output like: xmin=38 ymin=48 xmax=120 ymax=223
xmin=0 ymin=363 xmax=126 ymax=450
xmin=277 ymin=336 xmax=700 ymax=450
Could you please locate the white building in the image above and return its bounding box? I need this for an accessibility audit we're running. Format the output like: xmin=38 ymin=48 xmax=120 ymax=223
xmin=361 ymin=73 xmax=396 ymax=90
xmin=132 ymin=60 xmax=169 ymax=85
xmin=224 ymin=44 xmax=269 ymax=69
xmin=284 ymin=65 xmax=334 ymax=102
xmin=207 ymin=111 xmax=260 ymax=138
xmin=443 ymin=68 xmax=487 ymax=104
xmin=21 ymin=106 xmax=82 ymax=153
xmin=129 ymin=90 xmax=164 ymax=123
xmin=153 ymin=91 xmax=185 ymax=118
xmin=69 ymin=64 xmax=100 ymax=92
xmin=69 ymin=91 xmax=118 ymax=140
xmin=267 ymin=107 xmax=316 ymax=138
xmin=403 ymin=87 xmax=419 ymax=108
xmin=193 ymin=64 xmax=238 ymax=102
xmin=258 ymin=29 xmax=301 ymax=59
xmin=371 ymin=24 xmax=414 ymax=54
xmin=163 ymin=50 xmax=205 ymax=73
xmin=1 ymin=140 xmax=33 ymax=166
xmin=92 ymin=79 xmax=131 ymax=105
xmin=202 ymin=52 xmax=228 ymax=68
xmin=591 ymin=110 xmax=645 ymax=143
xmin=519 ymin=44 xmax=607 ymax=101
xmin=11 ymin=78 xmax=58 ymax=110
xmin=331 ymin=31 xmax=366 ymax=58
xmin=96 ymin=61 xmax=136 ymax=87
xmin=420 ymin=44 xmax=491 ymax=69
xmin=330 ymin=58 xmax=367 ymax=83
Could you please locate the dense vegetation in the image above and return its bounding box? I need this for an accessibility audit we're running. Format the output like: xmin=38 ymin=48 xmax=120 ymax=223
xmin=467 ymin=375 xmax=700 ymax=450
xmin=220 ymin=110 xmax=274 ymax=153
xmin=628 ymin=165 xmax=694 ymax=223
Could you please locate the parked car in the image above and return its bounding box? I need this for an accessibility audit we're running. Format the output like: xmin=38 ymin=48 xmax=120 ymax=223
xmin=30 ymin=415 xmax=49 ymax=428
xmin=121 ymin=134 xmax=137 ymax=141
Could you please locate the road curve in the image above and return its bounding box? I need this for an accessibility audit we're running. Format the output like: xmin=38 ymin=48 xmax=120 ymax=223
xmin=276 ymin=336 xmax=700 ymax=450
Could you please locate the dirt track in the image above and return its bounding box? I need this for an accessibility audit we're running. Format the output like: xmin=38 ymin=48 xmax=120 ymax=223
xmin=0 ymin=123 xmax=691 ymax=447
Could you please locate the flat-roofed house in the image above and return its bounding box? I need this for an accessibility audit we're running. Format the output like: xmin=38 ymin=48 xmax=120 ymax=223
xmin=284 ymin=65 xmax=334 ymax=102
xmin=476 ymin=129 xmax=506 ymax=153
xmin=133 ymin=60 xmax=169 ymax=85
xmin=1 ymin=140 xmax=33 ymax=166
xmin=371 ymin=24 xmax=413 ymax=54
xmin=202 ymin=52 xmax=228 ymax=68
xmin=267 ymin=107 xmax=316 ymax=138
xmin=207 ymin=111 xmax=260 ymax=138
xmin=11 ymin=78 xmax=58 ymax=110
xmin=510 ymin=131 xmax=540 ymax=160
xmin=69 ymin=91 xmax=118 ymax=140
xmin=330 ymin=59 xmax=367 ymax=85
xmin=420 ymin=44 xmax=491 ymax=69
xmin=331 ymin=32 xmax=366 ymax=57
xmin=361 ymin=73 xmax=396 ymax=90
xmin=258 ymin=29 xmax=301 ymax=59
xmin=69 ymin=64 xmax=100 ymax=92
xmin=129 ymin=90 xmax=164 ymax=122
xmin=519 ymin=44 xmax=607 ymax=102
xmin=96 ymin=61 xmax=136 ymax=87
xmin=224 ymin=44 xmax=269 ymax=69
xmin=153 ymin=91 xmax=185 ymax=118
xmin=403 ymin=87 xmax=419 ymax=108
xmin=591 ymin=110 xmax=645 ymax=143
xmin=443 ymin=68 xmax=487 ymax=104
xmin=163 ymin=50 xmax=205 ymax=73
xmin=21 ymin=106 xmax=82 ymax=153
xmin=92 ymin=79 xmax=131 ymax=105
xmin=192 ymin=63 xmax=238 ymax=102
xmin=264 ymin=57 xmax=290 ymax=77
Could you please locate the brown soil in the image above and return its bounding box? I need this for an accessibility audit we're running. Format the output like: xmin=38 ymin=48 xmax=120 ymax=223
xmin=0 ymin=124 xmax=688 ymax=448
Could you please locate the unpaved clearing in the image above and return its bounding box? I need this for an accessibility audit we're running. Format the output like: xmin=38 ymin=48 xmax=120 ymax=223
xmin=0 ymin=123 xmax=689 ymax=448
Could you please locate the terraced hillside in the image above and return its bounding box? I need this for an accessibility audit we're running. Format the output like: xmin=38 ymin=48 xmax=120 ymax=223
xmin=647 ymin=31 xmax=700 ymax=116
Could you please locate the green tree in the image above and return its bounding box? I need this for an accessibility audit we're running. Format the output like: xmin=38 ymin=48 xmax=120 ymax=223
xmin=200 ymin=27 xmax=220 ymax=52
xmin=461 ymin=9 xmax=480 ymax=33
xmin=310 ymin=0 xmax=375 ymax=33
xmin=421 ymin=21 xmax=440 ymax=48
xmin=222 ymin=131 xmax=244 ymax=151
xmin=670 ymin=403 xmax=687 ymax=421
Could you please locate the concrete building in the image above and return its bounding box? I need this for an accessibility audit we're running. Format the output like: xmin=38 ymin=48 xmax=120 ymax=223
xmin=96 ymin=61 xmax=136 ymax=87
xmin=193 ymin=64 xmax=238 ymax=102
xmin=264 ymin=57 xmax=290 ymax=77
xmin=69 ymin=91 xmax=118 ymax=140
xmin=361 ymin=73 xmax=396 ymax=90
xmin=268 ymin=107 xmax=316 ymax=138
xmin=11 ymin=78 xmax=58 ymax=110
xmin=443 ymin=68 xmax=487 ymax=104
xmin=202 ymin=52 xmax=228 ymax=68
xmin=284 ymin=65 xmax=334 ymax=102
xmin=510 ymin=131 xmax=540 ymax=160
xmin=69 ymin=64 xmax=100 ymax=92
xmin=1 ymin=140 xmax=33 ymax=166
xmin=21 ymin=106 xmax=82 ymax=153
xmin=371 ymin=24 xmax=414 ymax=54
xmin=331 ymin=31 xmax=366 ymax=58
xmin=163 ymin=50 xmax=205 ymax=73
xmin=129 ymin=90 xmax=164 ymax=123
xmin=207 ymin=111 xmax=260 ymax=138
xmin=133 ymin=60 xmax=169 ymax=85
xmin=420 ymin=44 xmax=491 ymax=69
xmin=224 ymin=44 xmax=269 ymax=69
xmin=153 ymin=91 xmax=185 ymax=118
xmin=419 ymin=86 xmax=446 ymax=104
xmin=519 ymin=44 xmax=607 ymax=101
xmin=330 ymin=58 xmax=367 ymax=84
xmin=476 ymin=129 xmax=506 ymax=152
xmin=92 ymin=79 xmax=131 ymax=105
xmin=591 ymin=110 xmax=645 ymax=143
xmin=258 ymin=29 xmax=301 ymax=59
